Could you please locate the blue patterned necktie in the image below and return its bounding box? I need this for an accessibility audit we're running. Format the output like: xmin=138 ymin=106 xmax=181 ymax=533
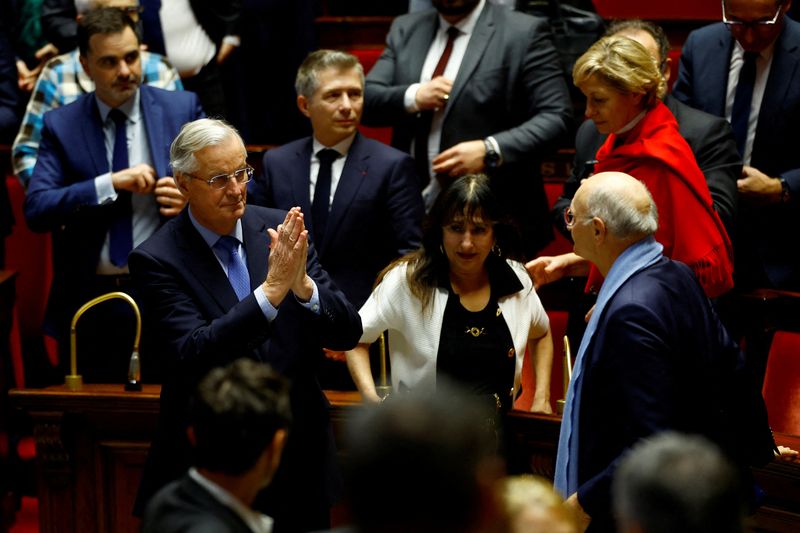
xmin=108 ymin=108 xmax=133 ymax=267
xmin=215 ymin=236 xmax=250 ymax=301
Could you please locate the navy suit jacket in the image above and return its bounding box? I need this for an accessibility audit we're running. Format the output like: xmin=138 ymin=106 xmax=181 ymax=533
xmin=142 ymin=475 xmax=255 ymax=533
xmin=672 ymin=19 xmax=800 ymax=289
xmin=249 ymin=133 xmax=424 ymax=309
xmin=129 ymin=205 xmax=362 ymax=531
xmin=23 ymin=86 xmax=204 ymax=338
xmin=575 ymin=257 xmax=741 ymax=532
xmin=364 ymin=3 xmax=572 ymax=257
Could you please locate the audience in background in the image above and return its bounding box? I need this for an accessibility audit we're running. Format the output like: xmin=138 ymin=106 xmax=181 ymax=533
xmin=12 ymin=0 xmax=182 ymax=189
xmin=143 ymin=358 xmax=291 ymax=533
xmin=613 ymin=432 xmax=746 ymax=533
xmin=22 ymin=8 xmax=202 ymax=382
xmin=364 ymin=0 xmax=571 ymax=258
xmin=249 ymin=49 xmax=423 ymax=389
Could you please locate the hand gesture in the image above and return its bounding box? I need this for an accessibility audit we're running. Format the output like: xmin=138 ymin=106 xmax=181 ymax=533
xmin=112 ymin=163 xmax=157 ymax=194
xmin=263 ymin=207 xmax=309 ymax=307
xmin=525 ymin=253 xmax=588 ymax=290
xmin=737 ymin=165 xmax=782 ymax=204
xmin=432 ymin=140 xmax=486 ymax=178
xmin=415 ymin=76 xmax=454 ymax=111
xmin=154 ymin=176 xmax=186 ymax=216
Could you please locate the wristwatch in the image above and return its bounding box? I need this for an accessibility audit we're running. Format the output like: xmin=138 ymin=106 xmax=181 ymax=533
xmin=483 ymin=138 xmax=501 ymax=169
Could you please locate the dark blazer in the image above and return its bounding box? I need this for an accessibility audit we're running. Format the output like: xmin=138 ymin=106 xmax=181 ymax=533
xmin=363 ymin=3 xmax=571 ymax=257
xmin=142 ymin=474 xmax=256 ymax=533
xmin=575 ymin=257 xmax=741 ymax=532
xmin=129 ymin=205 xmax=362 ymax=532
xmin=249 ymin=133 xmax=424 ymax=309
xmin=22 ymin=86 xmax=204 ymax=339
xmin=552 ymin=95 xmax=741 ymax=239
xmin=672 ymin=19 xmax=800 ymax=289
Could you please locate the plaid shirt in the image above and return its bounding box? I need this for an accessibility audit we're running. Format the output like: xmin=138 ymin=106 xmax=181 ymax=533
xmin=12 ymin=49 xmax=183 ymax=187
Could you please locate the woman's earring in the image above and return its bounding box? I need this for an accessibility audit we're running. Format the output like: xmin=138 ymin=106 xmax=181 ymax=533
xmin=492 ymin=244 xmax=502 ymax=256
xmin=440 ymin=244 xmax=445 ymax=254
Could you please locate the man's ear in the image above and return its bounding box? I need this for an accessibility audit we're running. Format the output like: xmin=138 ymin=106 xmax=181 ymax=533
xmin=297 ymin=95 xmax=310 ymax=118
xmin=175 ymin=172 xmax=190 ymax=194
xmin=592 ymin=217 xmax=607 ymax=241
xmin=186 ymin=425 xmax=197 ymax=447
xmin=79 ymin=54 xmax=91 ymax=79
xmin=662 ymin=56 xmax=673 ymax=85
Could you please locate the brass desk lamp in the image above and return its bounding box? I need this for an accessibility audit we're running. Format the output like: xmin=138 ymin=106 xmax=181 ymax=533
xmin=375 ymin=331 xmax=392 ymax=399
xmin=556 ymin=335 xmax=574 ymax=415
xmin=66 ymin=291 xmax=142 ymax=391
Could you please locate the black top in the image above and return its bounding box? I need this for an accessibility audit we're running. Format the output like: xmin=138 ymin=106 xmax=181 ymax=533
xmin=435 ymin=256 xmax=522 ymax=410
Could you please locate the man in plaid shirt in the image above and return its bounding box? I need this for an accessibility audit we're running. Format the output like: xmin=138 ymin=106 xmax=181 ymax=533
xmin=12 ymin=23 xmax=181 ymax=188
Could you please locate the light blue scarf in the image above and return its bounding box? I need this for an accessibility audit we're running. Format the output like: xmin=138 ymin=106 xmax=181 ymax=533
xmin=554 ymin=236 xmax=663 ymax=497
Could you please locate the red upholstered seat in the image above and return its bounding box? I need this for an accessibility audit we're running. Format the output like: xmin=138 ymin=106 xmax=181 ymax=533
xmin=763 ymin=331 xmax=800 ymax=436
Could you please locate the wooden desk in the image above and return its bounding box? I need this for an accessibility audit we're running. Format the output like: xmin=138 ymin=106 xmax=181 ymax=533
xmin=11 ymin=386 xmax=800 ymax=533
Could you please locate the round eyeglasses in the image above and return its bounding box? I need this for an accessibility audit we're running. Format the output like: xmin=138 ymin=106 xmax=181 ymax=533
xmin=186 ymin=166 xmax=254 ymax=190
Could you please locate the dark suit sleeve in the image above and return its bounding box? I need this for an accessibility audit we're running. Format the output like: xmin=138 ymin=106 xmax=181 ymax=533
xmin=0 ymin=24 xmax=20 ymax=142
xmin=247 ymin=150 xmax=275 ymax=207
xmin=386 ymin=154 xmax=424 ymax=255
xmin=689 ymin=116 xmax=740 ymax=233
xmin=577 ymin=301 xmax=677 ymax=518
xmin=671 ymin=32 xmax=697 ymax=107
xmin=363 ymin=17 xmax=418 ymax=126
xmin=490 ymin=19 xmax=571 ymax=164
xmin=23 ymin=114 xmax=100 ymax=232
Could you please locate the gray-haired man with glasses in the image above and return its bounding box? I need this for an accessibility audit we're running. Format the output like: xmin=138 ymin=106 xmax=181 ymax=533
xmin=129 ymin=118 xmax=362 ymax=532
xmin=673 ymin=0 xmax=800 ymax=292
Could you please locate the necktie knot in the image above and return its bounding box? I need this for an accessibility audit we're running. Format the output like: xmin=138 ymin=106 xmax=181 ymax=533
xmin=109 ymin=108 xmax=127 ymax=128
xmin=317 ymin=148 xmax=339 ymax=165
xmin=446 ymin=26 xmax=460 ymax=40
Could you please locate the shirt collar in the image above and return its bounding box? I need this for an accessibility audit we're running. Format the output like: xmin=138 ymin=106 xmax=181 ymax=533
xmin=732 ymin=39 xmax=776 ymax=63
xmin=312 ymin=132 xmax=356 ymax=158
xmin=437 ymin=0 xmax=486 ymax=37
xmin=188 ymin=468 xmax=274 ymax=533
xmin=436 ymin=253 xmax=523 ymax=298
xmin=95 ymin=88 xmax=141 ymax=124
xmin=616 ymin=109 xmax=647 ymax=135
xmin=188 ymin=207 xmax=244 ymax=248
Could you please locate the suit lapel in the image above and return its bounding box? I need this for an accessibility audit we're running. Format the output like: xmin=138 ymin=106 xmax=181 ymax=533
xmin=409 ymin=12 xmax=439 ymax=81
xmin=757 ymin=23 xmax=800 ymax=138
xmin=323 ymin=134 xmax=369 ymax=256
xmin=174 ymin=210 xmax=239 ymax=311
xmin=83 ymin=96 xmax=110 ymax=178
xmin=708 ymin=30 xmax=734 ymax=117
xmin=140 ymin=87 xmax=169 ymax=177
xmin=292 ymin=139 xmax=314 ymax=229
xmin=444 ymin=4 xmax=495 ymax=122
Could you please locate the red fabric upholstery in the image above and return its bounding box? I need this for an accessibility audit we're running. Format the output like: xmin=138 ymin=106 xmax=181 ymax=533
xmin=350 ymin=47 xmax=394 ymax=145
xmin=763 ymin=331 xmax=800 ymax=436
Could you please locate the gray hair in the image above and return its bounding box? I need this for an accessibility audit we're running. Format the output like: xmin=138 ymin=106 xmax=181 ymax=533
xmin=170 ymin=118 xmax=244 ymax=176
xmin=295 ymin=49 xmax=364 ymax=99
xmin=613 ymin=432 xmax=745 ymax=533
xmin=583 ymin=177 xmax=658 ymax=240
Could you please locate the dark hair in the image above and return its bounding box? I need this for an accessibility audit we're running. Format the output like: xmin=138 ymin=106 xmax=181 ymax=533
xmin=344 ymin=383 xmax=497 ymax=533
xmin=189 ymin=358 xmax=291 ymax=475
xmin=605 ymin=19 xmax=670 ymax=73
xmin=78 ymin=7 xmax=140 ymax=57
xmin=378 ymin=174 xmax=521 ymax=310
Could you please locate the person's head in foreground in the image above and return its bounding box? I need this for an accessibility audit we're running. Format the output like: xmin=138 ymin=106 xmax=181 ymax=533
xmin=613 ymin=431 xmax=745 ymax=533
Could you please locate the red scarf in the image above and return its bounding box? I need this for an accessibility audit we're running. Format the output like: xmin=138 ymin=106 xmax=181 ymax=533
xmin=588 ymin=101 xmax=734 ymax=298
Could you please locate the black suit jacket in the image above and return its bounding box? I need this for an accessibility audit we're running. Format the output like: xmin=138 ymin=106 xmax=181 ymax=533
xmin=552 ymin=95 xmax=741 ymax=239
xmin=142 ymin=474 xmax=256 ymax=533
xmin=672 ymin=19 xmax=800 ymax=289
xmin=250 ymin=133 xmax=424 ymax=309
xmin=364 ymin=3 xmax=571 ymax=257
xmin=129 ymin=206 xmax=362 ymax=531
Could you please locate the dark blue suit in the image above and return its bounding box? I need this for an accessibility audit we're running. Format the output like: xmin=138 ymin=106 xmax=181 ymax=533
xmin=129 ymin=206 xmax=362 ymax=532
xmin=23 ymin=86 xmax=204 ymax=346
xmin=249 ymin=133 xmax=424 ymax=309
xmin=672 ymin=19 xmax=800 ymax=290
xmin=575 ymin=258 xmax=742 ymax=532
